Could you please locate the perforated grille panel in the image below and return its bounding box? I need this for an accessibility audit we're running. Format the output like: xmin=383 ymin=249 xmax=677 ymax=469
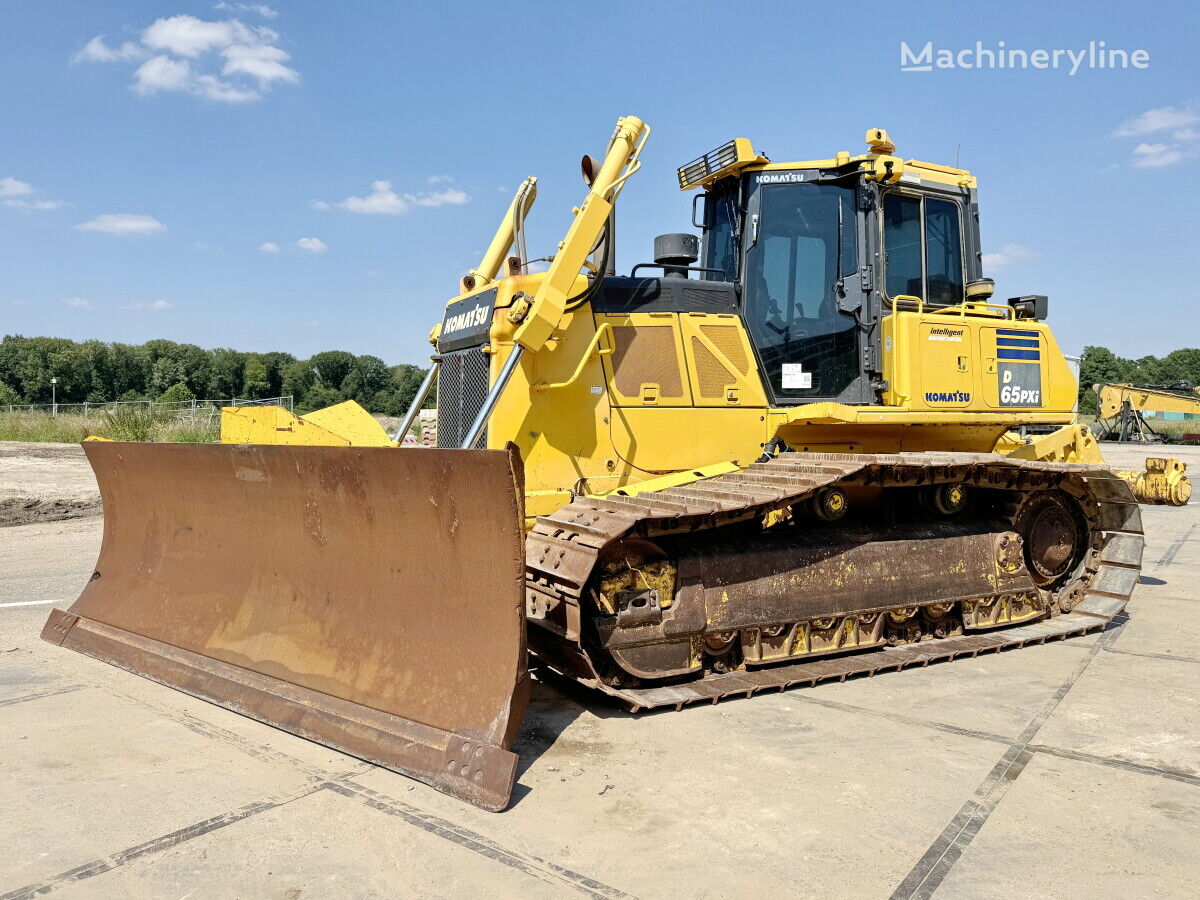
xmin=692 ymin=326 xmax=749 ymax=399
xmin=436 ymin=347 xmax=489 ymax=448
xmin=609 ymin=326 xmax=683 ymax=398
xmin=700 ymin=326 xmax=749 ymax=373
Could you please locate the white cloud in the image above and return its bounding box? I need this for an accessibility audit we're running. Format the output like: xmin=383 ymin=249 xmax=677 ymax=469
xmin=221 ymin=43 xmax=298 ymax=85
xmin=310 ymin=199 xmax=330 ymax=210
xmin=1113 ymin=104 xmax=1199 ymax=137
xmin=427 ymin=174 xmax=454 ymax=184
xmin=71 ymin=36 xmax=146 ymax=64
xmin=214 ymin=2 xmax=278 ymax=18
xmin=259 ymin=241 xmax=280 ymax=253
xmin=142 ymin=15 xmax=255 ymax=58
xmin=4 ymin=199 xmax=67 ymax=211
xmin=982 ymin=243 xmax=1037 ymax=271
xmin=119 ymin=299 xmax=174 ymax=311
xmin=412 ymin=188 xmax=468 ymax=207
xmin=329 ymin=180 xmax=470 ymax=215
xmin=73 ymin=13 xmax=297 ymax=104
xmin=193 ymin=74 xmax=258 ymax=103
xmin=0 ymin=177 xmax=34 ymax=197
xmin=296 ymin=237 xmax=327 ymax=253
xmin=337 ymin=180 xmax=407 ymax=214
xmin=1131 ymin=142 xmax=1185 ymax=168
xmin=133 ymin=55 xmax=192 ymax=95
xmin=63 ymin=297 xmax=93 ymax=310
xmin=76 ymin=213 xmax=166 ymax=235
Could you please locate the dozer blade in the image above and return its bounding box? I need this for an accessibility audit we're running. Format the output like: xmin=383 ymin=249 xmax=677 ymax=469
xmin=42 ymin=441 xmax=530 ymax=811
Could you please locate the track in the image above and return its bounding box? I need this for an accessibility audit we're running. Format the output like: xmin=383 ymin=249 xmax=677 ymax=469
xmin=525 ymin=452 xmax=1144 ymax=711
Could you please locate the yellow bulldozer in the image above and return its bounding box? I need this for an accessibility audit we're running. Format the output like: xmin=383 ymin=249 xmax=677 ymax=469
xmin=44 ymin=117 xmax=1178 ymax=811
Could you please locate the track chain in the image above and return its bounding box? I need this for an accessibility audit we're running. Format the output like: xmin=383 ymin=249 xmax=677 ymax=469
xmin=525 ymin=452 xmax=1144 ymax=711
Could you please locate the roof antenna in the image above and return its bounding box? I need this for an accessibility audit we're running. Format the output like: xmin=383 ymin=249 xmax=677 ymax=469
xmin=955 ymin=143 xmax=961 ymax=169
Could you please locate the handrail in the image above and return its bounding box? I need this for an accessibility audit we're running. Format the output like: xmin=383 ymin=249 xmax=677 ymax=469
xmin=534 ymin=323 xmax=613 ymax=392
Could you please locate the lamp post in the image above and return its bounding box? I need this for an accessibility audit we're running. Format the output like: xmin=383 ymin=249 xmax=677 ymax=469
xmin=50 ymin=377 xmax=58 ymax=417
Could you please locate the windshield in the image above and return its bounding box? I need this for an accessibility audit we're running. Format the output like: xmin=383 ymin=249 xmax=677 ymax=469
xmin=743 ymin=181 xmax=858 ymax=401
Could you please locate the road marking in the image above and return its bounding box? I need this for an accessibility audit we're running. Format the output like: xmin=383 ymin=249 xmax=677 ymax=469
xmin=0 ymin=599 xmax=61 ymax=608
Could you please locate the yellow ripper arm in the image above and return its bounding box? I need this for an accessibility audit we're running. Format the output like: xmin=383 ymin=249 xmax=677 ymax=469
xmin=511 ymin=115 xmax=648 ymax=352
xmin=1115 ymin=458 xmax=1192 ymax=506
xmin=462 ymin=176 xmax=538 ymax=293
xmin=1001 ymin=424 xmax=1192 ymax=507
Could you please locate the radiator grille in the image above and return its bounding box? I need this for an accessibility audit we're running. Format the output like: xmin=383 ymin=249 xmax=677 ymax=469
xmin=436 ymin=347 xmax=489 ymax=448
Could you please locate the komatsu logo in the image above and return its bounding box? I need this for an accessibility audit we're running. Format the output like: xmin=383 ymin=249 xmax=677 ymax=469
xmin=758 ymin=172 xmax=807 ymax=184
xmin=925 ymin=391 xmax=971 ymax=403
xmin=443 ymin=304 xmax=489 ymax=334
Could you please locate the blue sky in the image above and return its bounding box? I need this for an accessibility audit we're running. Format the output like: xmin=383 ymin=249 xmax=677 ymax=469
xmin=2 ymin=0 xmax=1197 ymax=365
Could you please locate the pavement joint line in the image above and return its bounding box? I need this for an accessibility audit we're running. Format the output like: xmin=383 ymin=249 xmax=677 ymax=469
xmin=327 ymin=779 xmax=633 ymax=900
xmin=0 ymin=683 xmax=84 ymax=707
xmin=795 ymin=675 xmax=1200 ymax=788
xmin=0 ymin=599 xmax=61 ymax=608
xmin=889 ymin=618 xmax=1125 ymax=900
xmin=1103 ymin=646 xmax=1200 ymax=665
xmin=791 ymin=694 xmax=1014 ymax=748
xmin=0 ymin=782 xmax=325 ymax=900
xmin=31 ymin=650 xmax=344 ymax=782
xmin=1155 ymin=524 xmax=1195 ymax=571
xmin=1027 ymin=743 xmax=1200 ymax=787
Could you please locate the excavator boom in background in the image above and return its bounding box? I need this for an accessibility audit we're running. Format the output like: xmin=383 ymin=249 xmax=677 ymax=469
xmin=1094 ymin=381 xmax=1200 ymax=443
xmin=45 ymin=117 xmax=1184 ymax=811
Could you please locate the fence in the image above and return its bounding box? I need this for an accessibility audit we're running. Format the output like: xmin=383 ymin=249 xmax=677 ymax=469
xmin=1 ymin=396 xmax=294 ymax=426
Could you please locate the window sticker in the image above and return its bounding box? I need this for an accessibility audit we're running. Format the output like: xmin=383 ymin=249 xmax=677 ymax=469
xmin=782 ymin=363 xmax=812 ymax=390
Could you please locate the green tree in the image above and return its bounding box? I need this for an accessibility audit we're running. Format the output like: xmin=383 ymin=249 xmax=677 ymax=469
xmin=280 ymin=360 xmax=315 ymax=402
xmin=299 ymin=384 xmax=343 ymax=413
xmin=260 ymin=351 xmax=296 ymax=397
xmin=242 ymin=356 xmax=271 ymax=398
xmin=158 ymin=382 xmax=195 ymax=403
xmin=207 ymin=348 xmax=246 ymax=399
xmin=149 ymin=356 xmax=186 ymax=396
xmin=340 ymin=355 xmax=391 ymax=406
xmin=0 ymin=381 xmax=21 ymax=407
xmin=308 ymin=350 xmax=355 ymax=392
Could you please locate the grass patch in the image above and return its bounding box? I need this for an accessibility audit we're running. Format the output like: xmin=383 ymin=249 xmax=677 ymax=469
xmin=0 ymin=411 xmax=219 ymax=444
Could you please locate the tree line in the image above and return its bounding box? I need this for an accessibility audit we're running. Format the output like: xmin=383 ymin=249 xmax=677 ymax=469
xmin=1078 ymin=346 xmax=1200 ymax=414
xmin=0 ymin=335 xmax=431 ymax=416
xmin=3 ymin=334 xmax=1196 ymax=419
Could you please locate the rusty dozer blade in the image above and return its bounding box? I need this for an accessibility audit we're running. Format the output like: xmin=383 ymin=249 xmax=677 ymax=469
xmin=42 ymin=441 xmax=530 ymax=812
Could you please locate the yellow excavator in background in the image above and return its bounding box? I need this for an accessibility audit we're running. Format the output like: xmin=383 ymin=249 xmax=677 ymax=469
xmin=44 ymin=117 xmax=1181 ymax=811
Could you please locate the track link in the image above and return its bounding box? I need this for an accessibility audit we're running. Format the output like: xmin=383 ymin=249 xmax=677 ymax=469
xmin=525 ymin=452 xmax=1144 ymax=711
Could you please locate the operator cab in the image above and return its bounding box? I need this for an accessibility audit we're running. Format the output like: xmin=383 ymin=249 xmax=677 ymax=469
xmin=688 ymin=131 xmax=987 ymax=406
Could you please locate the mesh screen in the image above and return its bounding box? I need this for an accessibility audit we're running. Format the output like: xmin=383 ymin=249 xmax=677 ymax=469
xmin=692 ymin=327 xmax=748 ymax=399
xmin=436 ymin=348 xmax=489 ymax=448
xmin=700 ymin=325 xmax=749 ymax=373
xmin=609 ymin=326 xmax=683 ymax=398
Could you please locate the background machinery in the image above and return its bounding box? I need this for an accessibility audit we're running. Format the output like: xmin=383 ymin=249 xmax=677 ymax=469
xmin=1094 ymin=382 xmax=1200 ymax=443
xmin=45 ymin=118 xmax=1167 ymax=811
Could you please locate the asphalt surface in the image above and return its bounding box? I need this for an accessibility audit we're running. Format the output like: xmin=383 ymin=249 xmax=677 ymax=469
xmin=1 ymin=443 xmax=1197 ymax=898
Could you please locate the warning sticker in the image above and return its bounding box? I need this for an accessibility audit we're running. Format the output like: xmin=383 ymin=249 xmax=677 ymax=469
xmin=782 ymin=363 xmax=812 ymax=390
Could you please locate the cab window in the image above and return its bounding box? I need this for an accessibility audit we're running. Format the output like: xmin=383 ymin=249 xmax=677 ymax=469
xmin=883 ymin=193 xmax=964 ymax=306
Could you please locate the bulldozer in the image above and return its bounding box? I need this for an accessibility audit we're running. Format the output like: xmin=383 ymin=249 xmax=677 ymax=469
xmin=45 ymin=117 xmax=1165 ymax=811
